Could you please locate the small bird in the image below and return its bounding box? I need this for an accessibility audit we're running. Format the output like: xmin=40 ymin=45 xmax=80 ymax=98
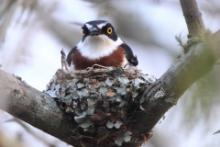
xmin=67 ymin=20 xmax=138 ymax=70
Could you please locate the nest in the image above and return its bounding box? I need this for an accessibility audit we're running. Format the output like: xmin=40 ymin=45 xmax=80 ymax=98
xmin=45 ymin=66 xmax=156 ymax=147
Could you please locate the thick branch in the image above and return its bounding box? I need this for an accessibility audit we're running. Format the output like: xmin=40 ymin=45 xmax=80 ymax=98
xmin=180 ymin=0 xmax=205 ymax=36
xmin=129 ymin=39 xmax=217 ymax=135
xmin=0 ymin=69 xmax=76 ymax=144
xmin=131 ymin=0 xmax=216 ymax=135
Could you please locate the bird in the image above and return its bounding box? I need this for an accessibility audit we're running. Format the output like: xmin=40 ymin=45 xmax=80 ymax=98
xmin=66 ymin=20 xmax=138 ymax=70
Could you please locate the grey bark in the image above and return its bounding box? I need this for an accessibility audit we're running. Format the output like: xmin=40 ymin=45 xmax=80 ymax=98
xmin=0 ymin=69 xmax=75 ymax=143
xmin=180 ymin=0 xmax=205 ymax=37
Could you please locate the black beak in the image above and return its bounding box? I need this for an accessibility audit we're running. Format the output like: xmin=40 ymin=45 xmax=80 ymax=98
xmin=89 ymin=27 xmax=100 ymax=36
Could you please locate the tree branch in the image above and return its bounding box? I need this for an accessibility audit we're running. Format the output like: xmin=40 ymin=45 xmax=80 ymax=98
xmin=132 ymin=0 xmax=216 ymax=136
xmin=0 ymin=69 xmax=77 ymax=145
xmin=136 ymin=41 xmax=216 ymax=134
xmin=180 ymin=0 xmax=205 ymax=37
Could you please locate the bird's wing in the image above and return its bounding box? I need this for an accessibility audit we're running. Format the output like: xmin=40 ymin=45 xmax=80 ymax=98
xmin=119 ymin=43 xmax=138 ymax=66
xmin=66 ymin=46 xmax=77 ymax=65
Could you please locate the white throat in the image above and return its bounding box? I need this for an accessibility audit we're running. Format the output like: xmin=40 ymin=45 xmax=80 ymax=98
xmin=77 ymin=35 xmax=123 ymax=59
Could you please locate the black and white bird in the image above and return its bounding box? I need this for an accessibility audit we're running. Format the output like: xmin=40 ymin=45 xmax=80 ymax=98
xmin=66 ymin=20 xmax=138 ymax=70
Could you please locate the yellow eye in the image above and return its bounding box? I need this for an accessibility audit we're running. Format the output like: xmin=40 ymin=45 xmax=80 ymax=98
xmin=107 ymin=27 xmax=113 ymax=35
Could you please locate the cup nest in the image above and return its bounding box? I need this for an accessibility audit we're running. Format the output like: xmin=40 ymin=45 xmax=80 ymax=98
xmin=45 ymin=66 xmax=156 ymax=147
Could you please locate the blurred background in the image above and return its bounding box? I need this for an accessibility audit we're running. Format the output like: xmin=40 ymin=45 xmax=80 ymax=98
xmin=0 ymin=0 xmax=220 ymax=147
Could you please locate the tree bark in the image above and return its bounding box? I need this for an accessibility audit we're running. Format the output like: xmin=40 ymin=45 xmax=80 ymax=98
xmin=180 ymin=0 xmax=205 ymax=37
xmin=0 ymin=69 xmax=76 ymax=144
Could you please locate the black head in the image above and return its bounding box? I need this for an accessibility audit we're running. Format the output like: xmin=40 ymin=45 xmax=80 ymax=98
xmin=82 ymin=20 xmax=118 ymax=41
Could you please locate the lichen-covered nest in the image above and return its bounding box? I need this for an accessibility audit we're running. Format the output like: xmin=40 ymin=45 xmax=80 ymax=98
xmin=45 ymin=66 xmax=156 ymax=147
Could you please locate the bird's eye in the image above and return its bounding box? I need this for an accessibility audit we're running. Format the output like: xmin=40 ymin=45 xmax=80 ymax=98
xmin=107 ymin=27 xmax=113 ymax=35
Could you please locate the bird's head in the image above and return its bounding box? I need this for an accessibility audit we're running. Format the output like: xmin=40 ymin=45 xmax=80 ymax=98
xmin=82 ymin=20 xmax=118 ymax=41
xmin=77 ymin=20 xmax=123 ymax=59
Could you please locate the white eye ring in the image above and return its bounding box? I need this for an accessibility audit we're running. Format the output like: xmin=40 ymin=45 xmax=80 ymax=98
xmin=107 ymin=27 xmax=113 ymax=34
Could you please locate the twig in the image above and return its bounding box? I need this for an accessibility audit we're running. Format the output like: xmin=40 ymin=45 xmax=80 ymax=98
xmin=60 ymin=49 xmax=68 ymax=71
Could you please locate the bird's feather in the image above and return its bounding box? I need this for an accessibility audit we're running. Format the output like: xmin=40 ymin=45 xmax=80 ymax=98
xmin=119 ymin=43 xmax=138 ymax=66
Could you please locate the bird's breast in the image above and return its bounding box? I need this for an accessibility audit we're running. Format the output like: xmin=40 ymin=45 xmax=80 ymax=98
xmin=72 ymin=47 xmax=125 ymax=70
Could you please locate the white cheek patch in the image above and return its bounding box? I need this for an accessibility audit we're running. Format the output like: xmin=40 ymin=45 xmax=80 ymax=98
xmin=77 ymin=35 xmax=123 ymax=60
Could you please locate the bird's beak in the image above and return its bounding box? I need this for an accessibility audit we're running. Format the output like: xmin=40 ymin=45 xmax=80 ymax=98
xmin=89 ymin=27 xmax=100 ymax=36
